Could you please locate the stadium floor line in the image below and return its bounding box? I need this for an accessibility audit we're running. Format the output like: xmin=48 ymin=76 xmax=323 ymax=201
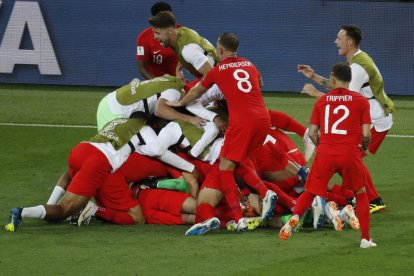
xmin=0 ymin=122 xmax=413 ymax=138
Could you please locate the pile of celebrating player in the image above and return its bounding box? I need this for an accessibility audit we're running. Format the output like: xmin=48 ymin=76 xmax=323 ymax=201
xmin=5 ymin=2 xmax=394 ymax=249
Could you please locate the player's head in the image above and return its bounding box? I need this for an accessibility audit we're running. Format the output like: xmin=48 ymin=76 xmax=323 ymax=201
xmin=148 ymin=11 xmax=177 ymax=47
xmin=151 ymin=2 xmax=172 ymax=16
xmin=335 ymin=25 xmax=362 ymax=56
xmin=330 ymin=62 xmax=352 ymax=87
xmin=216 ymin=32 xmax=239 ymax=60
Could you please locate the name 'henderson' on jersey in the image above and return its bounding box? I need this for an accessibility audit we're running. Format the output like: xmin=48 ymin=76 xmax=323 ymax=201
xmin=201 ymin=57 xmax=269 ymax=122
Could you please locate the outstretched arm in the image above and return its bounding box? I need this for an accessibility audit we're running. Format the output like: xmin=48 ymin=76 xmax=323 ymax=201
xmin=301 ymin=83 xmax=325 ymax=98
xmin=166 ymin=82 xmax=208 ymax=107
xmin=298 ymin=64 xmax=332 ymax=90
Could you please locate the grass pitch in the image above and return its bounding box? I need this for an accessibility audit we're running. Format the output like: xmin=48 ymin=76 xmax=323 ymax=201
xmin=0 ymin=84 xmax=414 ymax=275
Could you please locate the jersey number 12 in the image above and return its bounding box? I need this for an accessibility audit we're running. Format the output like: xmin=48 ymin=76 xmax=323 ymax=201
xmin=324 ymin=104 xmax=349 ymax=135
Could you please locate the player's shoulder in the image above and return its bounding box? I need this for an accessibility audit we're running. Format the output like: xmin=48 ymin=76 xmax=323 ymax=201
xmin=137 ymin=27 xmax=153 ymax=40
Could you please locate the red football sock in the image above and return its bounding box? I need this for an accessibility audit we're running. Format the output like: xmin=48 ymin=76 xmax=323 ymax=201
xmin=355 ymin=192 xmax=371 ymax=241
xmin=236 ymin=164 xmax=268 ymax=198
xmin=96 ymin=207 xmax=135 ymax=225
xmin=268 ymin=110 xmax=306 ymax=137
xmin=264 ymin=181 xmax=295 ymax=210
xmin=330 ymin=184 xmax=342 ymax=194
xmin=219 ymin=170 xmax=243 ymax=222
xmin=327 ymin=192 xmax=348 ymax=207
xmin=362 ymin=164 xmax=379 ymax=201
xmin=293 ymin=191 xmax=314 ymax=216
xmin=342 ymin=189 xmax=355 ymax=199
xmin=195 ymin=203 xmax=216 ymax=223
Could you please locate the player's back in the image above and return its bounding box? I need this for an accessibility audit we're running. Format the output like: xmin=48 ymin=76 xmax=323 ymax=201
xmin=313 ymin=87 xmax=370 ymax=155
xmin=212 ymin=57 xmax=268 ymax=121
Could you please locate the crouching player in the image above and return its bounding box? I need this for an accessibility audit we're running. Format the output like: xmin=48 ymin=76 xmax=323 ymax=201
xmin=4 ymin=116 xmax=149 ymax=231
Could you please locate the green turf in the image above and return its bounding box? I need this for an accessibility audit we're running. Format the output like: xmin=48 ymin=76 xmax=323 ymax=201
xmin=0 ymin=85 xmax=414 ymax=275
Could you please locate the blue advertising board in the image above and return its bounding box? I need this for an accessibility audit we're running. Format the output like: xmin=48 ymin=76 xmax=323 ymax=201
xmin=0 ymin=1 xmax=413 ymax=94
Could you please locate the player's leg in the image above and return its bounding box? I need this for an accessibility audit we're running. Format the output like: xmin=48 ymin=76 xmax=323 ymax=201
xmin=46 ymin=169 xmax=71 ymax=205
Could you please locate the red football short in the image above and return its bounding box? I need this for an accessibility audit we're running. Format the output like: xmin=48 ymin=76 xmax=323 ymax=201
xmin=199 ymin=165 xmax=224 ymax=192
xmin=138 ymin=189 xmax=190 ymax=224
xmin=305 ymin=154 xmax=365 ymax=198
xmin=67 ymin=143 xmax=112 ymax=197
xmin=118 ymin=152 xmax=170 ymax=183
xmin=255 ymin=142 xmax=289 ymax=172
xmin=220 ymin=119 xmax=270 ymax=163
xmin=95 ymin=171 xmax=140 ymax=211
xmin=369 ymin=128 xmax=388 ymax=154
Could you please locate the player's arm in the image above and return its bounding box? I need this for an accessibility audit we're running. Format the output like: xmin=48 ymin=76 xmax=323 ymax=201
xmin=308 ymin=124 xmax=320 ymax=146
xmin=301 ymin=83 xmax=325 ymax=98
xmin=175 ymin=61 xmax=187 ymax=83
xmin=197 ymin=61 xmax=214 ymax=76
xmin=259 ymin=75 xmax=264 ymax=88
xmin=137 ymin=60 xmax=154 ymax=80
xmin=361 ymin=123 xmax=371 ymax=156
xmin=136 ymin=33 xmax=153 ymax=80
xmin=182 ymin=44 xmax=213 ymax=76
xmin=155 ymin=98 xmax=207 ymax=127
xmin=298 ymin=64 xmax=332 ymax=90
xmin=167 ymin=82 xmax=209 ymax=108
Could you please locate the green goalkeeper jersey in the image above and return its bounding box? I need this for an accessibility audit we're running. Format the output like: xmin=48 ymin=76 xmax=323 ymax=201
xmin=115 ymin=76 xmax=184 ymax=106
xmin=89 ymin=117 xmax=146 ymax=150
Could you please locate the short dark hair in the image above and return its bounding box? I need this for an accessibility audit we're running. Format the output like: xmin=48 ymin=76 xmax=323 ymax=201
xmin=341 ymin=24 xmax=362 ymax=47
xmin=148 ymin=11 xmax=176 ymax=28
xmin=151 ymin=2 xmax=172 ymax=16
xmin=331 ymin=62 xmax=352 ymax=83
xmin=218 ymin=32 xmax=239 ymax=52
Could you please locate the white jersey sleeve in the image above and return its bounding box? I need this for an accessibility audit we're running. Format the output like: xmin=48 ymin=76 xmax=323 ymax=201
xmin=185 ymin=84 xmax=224 ymax=121
xmin=349 ymin=63 xmax=371 ymax=98
xmin=181 ymin=43 xmax=210 ymax=70
xmin=159 ymin=88 xmax=181 ymax=102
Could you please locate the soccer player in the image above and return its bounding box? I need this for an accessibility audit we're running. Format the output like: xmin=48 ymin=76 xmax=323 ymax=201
xmin=96 ymin=75 xmax=206 ymax=131
xmin=4 ymin=116 xmax=151 ymax=231
xmin=298 ymin=25 xmax=393 ymax=213
xmin=279 ymin=63 xmax=376 ymax=249
xmin=148 ymin=11 xmax=218 ymax=81
xmin=136 ymin=2 xmax=180 ymax=79
xmin=77 ymin=152 xmax=197 ymax=226
xmin=167 ymin=32 xmax=276 ymax=231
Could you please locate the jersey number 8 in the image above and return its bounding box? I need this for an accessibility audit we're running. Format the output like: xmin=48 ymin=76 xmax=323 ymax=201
xmin=233 ymin=69 xmax=252 ymax=93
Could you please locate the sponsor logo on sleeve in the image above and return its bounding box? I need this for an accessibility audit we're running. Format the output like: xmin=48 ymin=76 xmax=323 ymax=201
xmin=137 ymin=46 xmax=144 ymax=56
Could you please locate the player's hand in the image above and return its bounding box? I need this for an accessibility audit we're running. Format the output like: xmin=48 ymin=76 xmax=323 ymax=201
xmin=384 ymin=102 xmax=394 ymax=116
xmin=213 ymin=115 xmax=227 ymax=133
xmin=165 ymin=100 xmax=183 ymax=107
xmin=359 ymin=144 xmax=370 ymax=159
xmin=301 ymin=83 xmax=319 ymax=97
xmin=297 ymin=64 xmax=315 ymax=79
xmin=189 ymin=116 xmax=208 ymax=128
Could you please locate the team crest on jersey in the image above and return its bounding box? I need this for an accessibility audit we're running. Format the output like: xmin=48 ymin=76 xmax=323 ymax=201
xmin=137 ymin=46 xmax=144 ymax=56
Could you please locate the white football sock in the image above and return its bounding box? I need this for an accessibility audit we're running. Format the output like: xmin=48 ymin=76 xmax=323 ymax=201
xmin=22 ymin=205 xmax=46 ymax=219
xmin=46 ymin=186 xmax=65 ymax=205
